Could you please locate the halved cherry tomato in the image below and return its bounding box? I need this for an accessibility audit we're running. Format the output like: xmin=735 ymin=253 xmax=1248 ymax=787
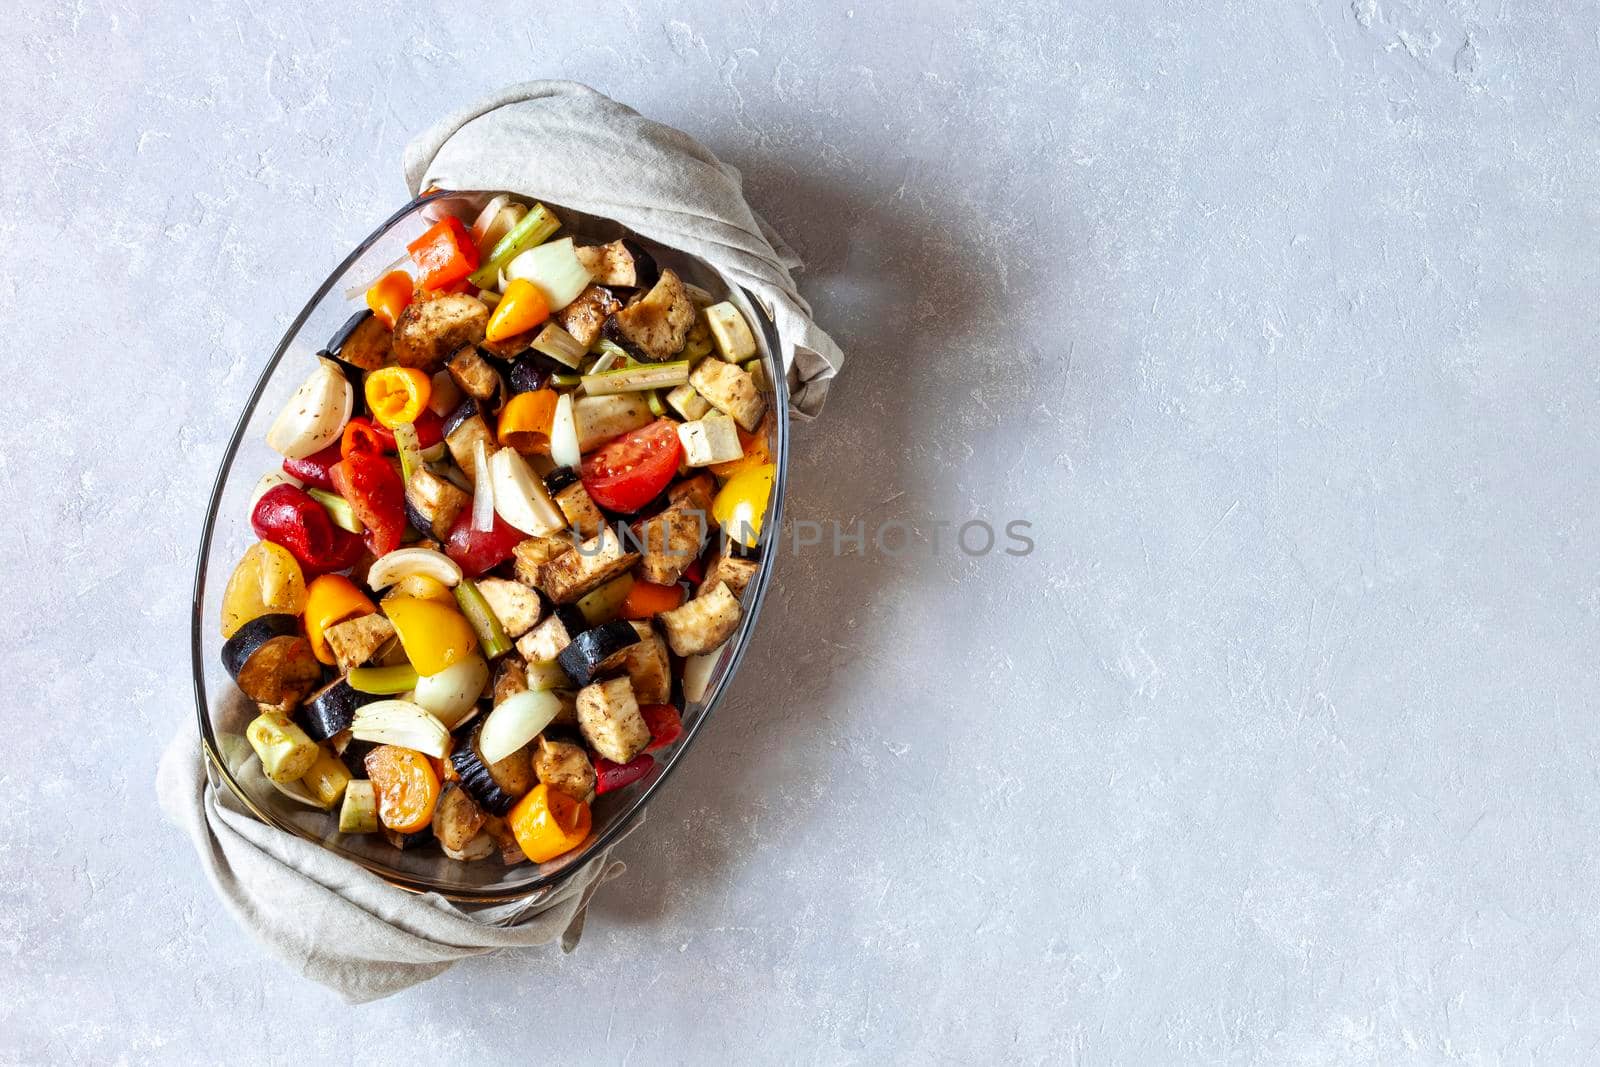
xmin=509 ymin=783 xmax=591 ymax=862
xmin=365 ymin=367 xmax=432 ymax=429
xmin=340 ymin=416 xmax=396 ymax=460
xmin=329 ymin=451 xmax=407 ymax=557
xmin=619 ymin=580 xmax=685 ymax=620
xmin=304 ymin=573 xmax=377 ymax=665
xmin=365 ymin=270 xmax=414 ymax=328
xmin=365 ymin=745 xmax=440 ymax=833
xmin=640 ymin=704 xmax=683 ymax=751
xmin=251 ymin=483 xmax=366 ymax=574
xmin=485 ymin=278 xmax=550 ymax=342
xmin=407 ymin=217 xmax=480 ymax=292
xmin=443 ymin=509 xmax=525 ymax=578
xmin=282 ymin=441 xmax=343 ymax=491
xmin=497 ymin=388 xmax=557 ymax=454
xmin=220 ymin=541 xmax=307 ymax=638
xmin=580 ymin=419 xmax=684 ymax=513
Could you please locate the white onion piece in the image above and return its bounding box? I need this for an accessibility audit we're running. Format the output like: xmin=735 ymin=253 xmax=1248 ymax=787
xmin=350 ymin=700 xmax=451 ymax=758
xmin=472 ymin=440 xmax=496 ymax=532
xmin=412 ymin=654 xmax=490 ymax=728
xmin=682 ymin=642 xmax=728 ymax=703
xmin=478 ymin=690 xmax=564 ymax=764
xmin=366 ymin=547 xmax=462 ymax=590
xmin=250 ymin=471 xmax=302 ymax=510
xmin=550 ymin=393 xmax=581 ymax=469
xmin=469 ymin=194 xmax=511 ymax=244
xmin=266 ymin=358 xmax=353 ymax=460
xmin=489 ymin=448 xmax=565 ymax=536
xmin=505 ymin=237 xmax=591 ymax=311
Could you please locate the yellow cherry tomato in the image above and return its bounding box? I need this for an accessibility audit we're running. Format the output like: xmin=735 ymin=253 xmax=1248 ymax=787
xmin=365 ymin=367 xmax=432 ymax=428
xmin=497 ymin=388 xmax=558 ymax=454
xmin=711 ymin=463 xmax=775 ymax=548
xmin=484 ymin=278 xmax=550 ymax=343
xmin=388 ymin=573 xmax=455 ymax=605
xmin=509 ymin=784 xmax=592 ymax=863
xmin=364 ymin=270 xmax=414 ymax=329
xmin=220 ymin=541 xmax=307 ymax=638
xmin=304 ymin=574 xmax=377 ymax=665
xmin=380 ymin=595 xmax=478 ymax=676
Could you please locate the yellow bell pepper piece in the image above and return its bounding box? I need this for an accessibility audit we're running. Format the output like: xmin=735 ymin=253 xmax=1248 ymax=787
xmin=509 ymin=783 xmax=592 ymax=863
xmin=485 ymin=278 xmax=551 ymax=343
xmin=381 ymin=594 xmax=478 ymax=676
xmin=711 ymin=464 xmax=775 ymax=548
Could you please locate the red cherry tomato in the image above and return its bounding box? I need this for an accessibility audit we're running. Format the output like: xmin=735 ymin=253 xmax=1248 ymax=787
xmin=443 ymin=509 xmax=525 ymax=577
xmin=340 ymin=416 xmax=395 ymax=460
xmin=640 ymin=704 xmax=682 ymax=751
xmin=251 ymin=484 xmax=365 ymax=574
xmin=412 ymin=408 xmax=445 ymax=450
xmin=281 ymin=441 xmax=343 ymax=491
xmin=580 ymin=419 xmax=684 ymax=514
xmin=329 ymin=452 xmax=407 ymax=557
xmin=594 ymin=753 xmax=655 ymax=795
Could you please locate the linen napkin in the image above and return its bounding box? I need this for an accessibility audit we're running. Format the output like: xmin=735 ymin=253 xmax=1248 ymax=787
xmin=403 ymin=79 xmax=844 ymax=417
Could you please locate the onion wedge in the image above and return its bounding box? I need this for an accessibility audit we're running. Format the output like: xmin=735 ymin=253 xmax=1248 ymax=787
xmin=489 ymin=448 xmax=565 ymax=536
xmin=350 ymin=699 xmax=451 ymax=758
xmin=477 ymin=689 xmax=564 ymax=764
xmin=266 ymin=358 xmax=353 ymax=460
xmin=366 ymin=547 xmax=462 ymax=591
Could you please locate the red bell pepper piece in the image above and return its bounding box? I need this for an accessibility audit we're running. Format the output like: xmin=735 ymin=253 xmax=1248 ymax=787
xmin=329 ymin=451 xmax=407 ymax=558
xmin=639 ymin=704 xmax=682 ymax=751
xmin=594 ymin=753 xmax=655 ymax=795
xmin=443 ymin=509 xmax=524 ymax=578
xmin=412 ymin=408 xmax=445 ymax=450
xmin=340 ymin=416 xmax=396 ymax=460
xmin=682 ymin=555 xmax=706 ymax=587
xmin=407 ymin=217 xmax=480 ymax=292
xmin=251 ymin=483 xmax=365 ymax=574
xmin=282 ymin=441 xmax=343 ymax=491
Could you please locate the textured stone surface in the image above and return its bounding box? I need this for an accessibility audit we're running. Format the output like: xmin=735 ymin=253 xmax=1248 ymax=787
xmin=6 ymin=0 xmax=1600 ymax=1061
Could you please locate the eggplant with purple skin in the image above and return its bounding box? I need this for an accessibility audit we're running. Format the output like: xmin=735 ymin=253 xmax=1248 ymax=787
xmin=451 ymin=727 xmax=530 ymax=816
xmin=222 ymin=615 xmax=322 ymax=706
xmin=557 ymin=620 xmax=641 ymax=688
xmin=299 ymin=676 xmax=382 ymax=742
xmin=508 ymin=354 xmax=563 ymax=395
xmin=404 ymin=467 xmax=471 ymax=541
xmin=443 ymin=398 xmax=495 ymax=484
xmin=323 ymin=308 xmax=391 ymax=374
xmin=601 ymin=268 xmax=696 ymax=362
xmin=576 ymin=239 xmax=659 ymax=290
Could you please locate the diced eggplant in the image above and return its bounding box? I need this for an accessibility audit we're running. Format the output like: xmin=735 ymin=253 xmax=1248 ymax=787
xmin=513 ymin=534 xmax=573 ymax=585
xmin=493 ymin=655 xmax=529 ymax=706
xmin=482 ymin=815 xmax=527 ymax=865
xmin=574 ymin=394 xmax=654 ymax=453
xmin=245 ymin=712 xmax=321 ymax=783
xmin=576 ymin=676 xmax=651 ymax=765
xmin=698 ymin=552 xmax=759 ymax=599
xmin=433 ymin=783 xmax=487 ymax=853
xmin=677 ymin=411 xmax=744 ymax=467
xmin=553 ymin=481 xmax=605 ymax=538
xmin=688 ymin=358 xmax=766 ymax=432
xmin=576 ymin=573 xmax=635 ymax=626
xmin=324 ymin=613 xmax=396 ymax=673
xmin=330 ymin=310 xmax=393 ymax=372
xmin=575 ymin=239 xmax=658 ymax=290
xmin=451 ymin=726 xmax=533 ymax=816
xmin=222 ymin=615 xmax=321 ymax=706
xmin=441 ymin=832 xmax=497 ymax=862
xmin=666 ymin=383 xmax=711 ymax=421
xmin=543 ymin=466 xmax=580 ymax=494
xmin=300 ymin=676 xmax=382 ymax=742
xmin=557 ymin=620 xmax=641 ymax=689
xmin=405 ymin=467 xmax=471 ymax=541
xmin=516 ymin=605 xmax=588 ymax=664
xmin=601 ymin=268 xmax=696 ymax=361
xmin=703 ymin=301 xmax=758 ymax=363
xmin=555 ymin=285 xmax=622 ymax=349
xmin=446 ymin=345 xmax=502 ymax=402
xmin=508 ymin=353 xmax=558 ymax=395
xmin=443 ymin=398 xmax=495 ymax=485
xmin=601 ymin=622 xmax=671 ymax=704
xmin=535 ymin=527 xmax=639 ymax=604
xmin=392 ymin=293 xmax=489 ymax=370
xmin=338 ymin=780 xmax=380 ymax=833
xmin=384 ymin=823 xmax=436 ymax=851
xmin=658 ymin=581 xmax=743 ymax=657
xmin=534 ymin=736 xmax=597 ymax=803
xmin=667 ymin=473 xmax=718 ymax=518
xmin=475 ymin=577 xmax=542 ymax=638
xmin=634 ymin=500 xmax=710 ymax=585
xmin=299 ymin=746 xmax=353 ymax=809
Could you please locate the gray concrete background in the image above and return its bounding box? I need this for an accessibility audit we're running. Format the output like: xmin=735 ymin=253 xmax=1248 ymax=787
xmin=5 ymin=0 xmax=1600 ymax=1062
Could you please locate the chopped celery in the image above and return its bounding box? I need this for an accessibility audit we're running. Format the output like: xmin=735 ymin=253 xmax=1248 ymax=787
xmin=646 ymin=389 xmax=667 ymax=418
xmin=454 ymin=578 xmax=513 ymax=659
xmin=393 ymin=422 xmax=423 ymax=483
xmin=582 ymin=360 xmax=692 ymax=396
xmin=550 ymin=372 xmax=582 ymax=388
xmin=347 ymin=663 xmax=420 ymax=695
xmin=468 ymin=203 xmax=560 ymax=290
xmin=308 ymin=488 xmax=363 ymax=533
xmin=590 ymin=338 xmax=631 ymax=362
xmin=531 ymin=322 xmax=587 ymax=369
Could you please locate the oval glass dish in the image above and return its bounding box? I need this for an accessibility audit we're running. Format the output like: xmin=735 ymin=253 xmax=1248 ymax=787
xmin=191 ymin=189 xmax=788 ymax=903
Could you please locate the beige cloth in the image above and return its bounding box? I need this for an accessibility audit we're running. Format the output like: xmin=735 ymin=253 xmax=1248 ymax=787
xmin=403 ymin=80 xmax=844 ymax=417
xmin=156 ymin=730 xmax=635 ymax=1002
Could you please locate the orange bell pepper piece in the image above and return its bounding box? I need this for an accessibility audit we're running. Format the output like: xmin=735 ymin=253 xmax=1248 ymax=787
xmin=365 ymin=367 xmax=432 ymax=429
xmin=365 ymin=270 xmax=414 ymax=328
xmin=304 ymin=574 xmax=377 ymax=665
xmin=496 ymin=388 xmax=558 ymax=453
xmin=484 ymin=278 xmax=550 ymax=342
xmin=618 ymin=579 xmax=685 ymax=620
xmin=509 ymin=783 xmax=592 ymax=863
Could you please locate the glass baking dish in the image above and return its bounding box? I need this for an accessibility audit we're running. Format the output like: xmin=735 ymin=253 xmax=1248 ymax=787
xmin=190 ymin=189 xmax=787 ymax=903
